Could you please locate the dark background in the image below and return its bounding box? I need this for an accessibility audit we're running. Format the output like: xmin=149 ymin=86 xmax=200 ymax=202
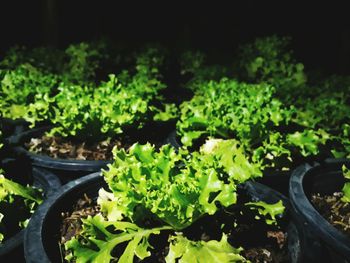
xmin=1 ymin=1 xmax=350 ymax=74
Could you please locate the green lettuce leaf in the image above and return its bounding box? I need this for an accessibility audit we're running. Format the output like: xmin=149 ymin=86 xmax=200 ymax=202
xmin=246 ymin=200 xmax=285 ymax=225
xmin=102 ymin=139 xmax=261 ymax=230
xmin=342 ymin=165 xmax=350 ymax=202
xmin=65 ymin=214 xmax=171 ymax=263
xmin=165 ymin=234 xmax=247 ymax=263
xmin=0 ymin=175 xmax=43 ymax=243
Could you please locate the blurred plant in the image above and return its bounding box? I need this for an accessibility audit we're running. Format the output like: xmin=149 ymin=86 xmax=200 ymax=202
xmin=237 ymin=35 xmax=306 ymax=102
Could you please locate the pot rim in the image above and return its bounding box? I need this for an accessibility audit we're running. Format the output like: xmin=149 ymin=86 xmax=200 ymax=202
xmin=289 ymin=159 xmax=350 ymax=259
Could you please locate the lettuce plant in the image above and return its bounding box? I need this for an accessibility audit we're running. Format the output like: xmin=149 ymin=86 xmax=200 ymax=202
xmin=62 ymin=42 xmax=106 ymax=84
xmin=64 ymin=139 xmax=283 ymax=262
xmin=0 ymin=63 xmax=59 ymax=120
xmin=49 ymin=71 xmax=173 ymax=141
xmin=331 ymin=124 xmax=350 ymax=158
xmin=237 ymin=35 xmax=306 ymax=102
xmin=293 ymin=93 xmax=350 ymax=131
xmin=101 ymin=139 xmax=262 ymax=229
xmin=46 ymin=46 xmax=178 ymax=141
xmin=176 ymin=78 xmax=343 ymax=170
xmin=177 ymin=78 xmax=291 ymax=148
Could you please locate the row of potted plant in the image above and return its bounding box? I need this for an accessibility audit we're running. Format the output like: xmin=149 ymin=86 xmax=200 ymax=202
xmin=2 ymin=133 xmax=349 ymax=261
xmin=23 ymin=139 xmax=314 ymax=262
xmin=0 ymin=35 xmax=349 ymax=262
xmin=20 ymin=140 xmax=350 ymax=262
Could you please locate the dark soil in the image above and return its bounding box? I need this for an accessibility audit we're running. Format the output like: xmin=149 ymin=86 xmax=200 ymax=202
xmin=60 ymin=193 xmax=100 ymax=244
xmin=311 ymin=192 xmax=350 ymax=237
xmin=59 ymin=191 xmax=289 ymax=263
xmin=25 ymin=123 xmax=174 ymax=161
xmin=26 ymin=135 xmax=123 ymax=160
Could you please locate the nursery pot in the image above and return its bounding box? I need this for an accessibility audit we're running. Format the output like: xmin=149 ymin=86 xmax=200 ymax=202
xmin=8 ymin=126 xmax=111 ymax=183
xmin=289 ymin=159 xmax=350 ymax=262
xmin=255 ymin=170 xmax=291 ymax=196
xmin=0 ymin=166 xmax=61 ymax=262
xmin=0 ymin=117 xmax=29 ymax=138
xmin=24 ymin=172 xmax=320 ymax=263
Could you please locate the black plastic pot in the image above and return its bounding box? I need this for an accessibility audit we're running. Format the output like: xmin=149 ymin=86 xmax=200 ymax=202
xmin=0 ymin=117 xmax=30 ymax=138
xmin=8 ymin=126 xmax=111 ymax=183
xmin=0 ymin=166 xmax=61 ymax=262
xmin=25 ymin=172 xmax=320 ymax=263
xmin=289 ymin=159 xmax=350 ymax=262
xmin=255 ymin=170 xmax=291 ymax=196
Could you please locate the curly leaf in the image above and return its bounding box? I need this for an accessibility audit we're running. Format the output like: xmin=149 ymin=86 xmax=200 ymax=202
xmin=65 ymin=214 xmax=171 ymax=263
xmin=246 ymin=200 xmax=285 ymax=225
xmin=0 ymin=175 xmax=42 ymax=204
xmin=287 ymin=129 xmax=330 ymax=156
xmin=103 ymin=140 xmax=260 ymax=230
xmin=165 ymin=234 xmax=247 ymax=263
xmin=342 ymin=165 xmax=350 ymax=202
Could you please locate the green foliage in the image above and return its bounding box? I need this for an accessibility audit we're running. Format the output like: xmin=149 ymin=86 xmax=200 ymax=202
xmin=176 ymin=76 xmax=347 ymax=170
xmin=332 ymin=124 xmax=350 ymax=158
xmin=63 ymin=42 xmax=105 ymax=84
xmin=65 ymin=214 xmax=171 ymax=263
xmin=342 ymin=165 xmax=350 ymax=203
xmin=0 ymin=175 xmax=43 ymax=243
xmin=49 ymin=84 xmax=94 ymax=138
xmin=152 ymin=103 xmax=179 ymax=121
xmin=246 ymin=200 xmax=285 ymax=225
xmin=66 ymin=139 xmax=264 ymax=261
xmin=0 ymin=64 xmax=58 ymax=120
xmin=237 ymin=35 xmax=306 ymax=101
xmin=101 ymin=140 xmax=261 ymax=230
xmin=177 ymin=78 xmax=291 ymax=148
xmin=49 ymin=72 xmax=167 ymax=140
xmin=293 ymin=93 xmax=350 ymax=131
xmin=252 ymin=131 xmax=292 ymax=170
xmin=134 ymin=47 xmax=166 ymax=79
xmin=165 ymin=234 xmax=246 ymax=263
xmin=286 ymin=129 xmax=330 ymax=157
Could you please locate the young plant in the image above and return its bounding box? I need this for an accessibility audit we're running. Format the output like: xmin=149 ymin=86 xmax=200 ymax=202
xmin=0 ymin=63 xmax=59 ymax=120
xmin=177 ymin=78 xmax=292 ymax=149
xmin=49 ymin=65 xmax=174 ymax=141
xmin=293 ymin=93 xmax=350 ymax=131
xmin=62 ymin=42 xmax=106 ymax=84
xmin=237 ymin=35 xmax=306 ymax=102
xmin=64 ymin=139 xmax=277 ymax=262
xmin=177 ymin=78 xmax=343 ymax=170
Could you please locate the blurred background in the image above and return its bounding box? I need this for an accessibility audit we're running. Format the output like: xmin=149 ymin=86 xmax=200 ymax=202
xmin=1 ymin=1 xmax=350 ymax=74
